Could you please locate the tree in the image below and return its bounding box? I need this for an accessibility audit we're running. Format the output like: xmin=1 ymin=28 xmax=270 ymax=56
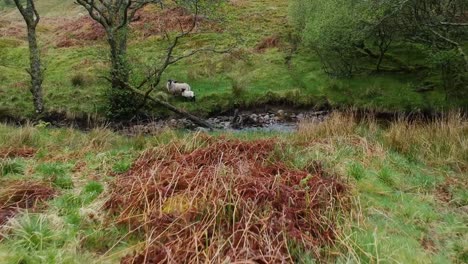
xmin=290 ymin=0 xmax=468 ymax=76
xmin=75 ymin=0 xmax=164 ymax=120
xmin=395 ymin=0 xmax=468 ymax=71
xmin=13 ymin=0 xmax=44 ymax=114
xmin=290 ymin=0 xmax=367 ymax=77
xmin=113 ymin=0 xmax=231 ymax=129
xmin=77 ymin=0 xmax=229 ymax=127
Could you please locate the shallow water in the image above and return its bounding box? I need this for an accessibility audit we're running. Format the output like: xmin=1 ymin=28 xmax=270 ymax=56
xmin=225 ymin=123 xmax=297 ymax=133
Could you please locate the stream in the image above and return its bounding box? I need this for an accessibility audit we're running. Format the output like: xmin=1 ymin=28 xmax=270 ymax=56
xmin=121 ymin=109 xmax=330 ymax=135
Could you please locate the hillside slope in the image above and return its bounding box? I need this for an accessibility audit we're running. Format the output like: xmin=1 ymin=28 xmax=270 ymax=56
xmin=0 ymin=0 xmax=466 ymax=119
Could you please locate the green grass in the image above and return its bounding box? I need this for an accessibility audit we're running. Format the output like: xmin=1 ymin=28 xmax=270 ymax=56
xmin=0 ymin=159 xmax=24 ymax=176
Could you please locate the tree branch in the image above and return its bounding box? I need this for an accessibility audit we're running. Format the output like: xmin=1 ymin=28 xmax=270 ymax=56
xmin=75 ymin=0 xmax=110 ymax=28
xmin=29 ymin=0 xmax=40 ymax=26
xmin=429 ymin=28 xmax=468 ymax=71
xmin=440 ymin=22 xmax=468 ymax=27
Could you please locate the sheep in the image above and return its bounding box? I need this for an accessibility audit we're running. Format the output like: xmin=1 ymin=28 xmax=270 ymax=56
xmin=182 ymin=90 xmax=196 ymax=101
xmin=166 ymin=79 xmax=191 ymax=96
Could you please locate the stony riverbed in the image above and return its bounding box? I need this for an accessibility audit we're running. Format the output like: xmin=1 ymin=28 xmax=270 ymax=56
xmin=122 ymin=109 xmax=330 ymax=135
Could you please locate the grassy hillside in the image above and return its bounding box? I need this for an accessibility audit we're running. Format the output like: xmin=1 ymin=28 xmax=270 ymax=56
xmin=0 ymin=0 xmax=466 ymax=119
xmin=1 ymin=2 xmax=467 ymax=263
xmin=0 ymin=113 xmax=466 ymax=263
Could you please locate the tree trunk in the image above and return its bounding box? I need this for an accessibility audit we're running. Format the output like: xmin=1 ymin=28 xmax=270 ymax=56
xmin=15 ymin=0 xmax=44 ymax=114
xmin=108 ymin=30 xmax=129 ymax=89
xmin=106 ymin=28 xmax=140 ymax=120
xmin=376 ymin=53 xmax=384 ymax=72
xmin=26 ymin=24 xmax=43 ymax=114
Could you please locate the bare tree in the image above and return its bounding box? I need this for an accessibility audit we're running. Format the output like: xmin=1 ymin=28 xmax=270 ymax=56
xmin=13 ymin=0 xmax=44 ymax=114
xmin=75 ymin=0 xmax=164 ymax=119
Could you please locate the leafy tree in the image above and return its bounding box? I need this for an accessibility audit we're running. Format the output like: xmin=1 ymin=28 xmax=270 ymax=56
xmin=290 ymin=0 xmax=468 ymax=77
xmin=395 ymin=0 xmax=468 ymax=71
xmin=13 ymin=0 xmax=44 ymax=114
xmin=431 ymin=50 xmax=467 ymax=101
xmin=290 ymin=0 xmax=376 ymax=77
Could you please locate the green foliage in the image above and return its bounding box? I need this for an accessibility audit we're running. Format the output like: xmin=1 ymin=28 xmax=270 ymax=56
xmin=36 ymin=162 xmax=67 ymax=176
xmin=53 ymin=174 xmax=74 ymax=189
xmin=430 ymin=50 xmax=468 ymax=99
xmin=290 ymin=0 xmax=468 ymax=82
xmin=377 ymin=166 xmax=395 ymax=188
xmin=80 ymin=226 xmax=133 ymax=252
xmin=287 ymin=239 xmax=317 ymax=263
xmin=104 ymin=86 xmax=141 ymax=120
xmin=290 ymin=0 xmax=366 ymax=76
xmin=2 ymin=0 xmax=13 ymax=7
xmin=230 ymin=77 xmax=247 ymax=99
xmin=52 ymin=193 xmax=83 ymax=225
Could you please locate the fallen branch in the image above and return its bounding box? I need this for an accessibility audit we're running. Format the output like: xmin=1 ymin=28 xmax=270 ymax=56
xmin=115 ymin=79 xmax=214 ymax=129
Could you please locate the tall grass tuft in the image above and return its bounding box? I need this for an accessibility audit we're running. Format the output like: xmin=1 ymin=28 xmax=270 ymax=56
xmin=4 ymin=214 xmax=60 ymax=251
xmin=1 ymin=123 xmax=40 ymax=148
xmin=297 ymin=112 xmax=358 ymax=141
xmin=0 ymin=159 xmax=24 ymax=176
xmin=383 ymin=111 xmax=467 ymax=171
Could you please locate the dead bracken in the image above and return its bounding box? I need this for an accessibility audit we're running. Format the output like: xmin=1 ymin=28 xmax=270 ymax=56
xmin=106 ymin=137 xmax=348 ymax=263
xmin=0 ymin=181 xmax=56 ymax=227
xmin=54 ymin=7 xmax=218 ymax=48
xmin=0 ymin=147 xmax=36 ymax=159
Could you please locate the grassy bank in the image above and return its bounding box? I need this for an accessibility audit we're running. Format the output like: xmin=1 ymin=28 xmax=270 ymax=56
xmin=1 ymin=0 xmax=467 ymax=120
xmin=0 ymin=112 xmax=466 ymax=263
